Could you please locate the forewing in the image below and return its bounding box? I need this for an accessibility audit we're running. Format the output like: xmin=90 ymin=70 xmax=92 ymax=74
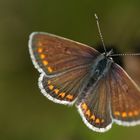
xmin=109 ymin=63 xmax=140 ymax=126
xmin=77 ymin=75 xmax=112 ymax=132
xmin=38 ymin=65 xmax=91 ymax=105
xmin=29 ymin=32 xmax=100 ymax=75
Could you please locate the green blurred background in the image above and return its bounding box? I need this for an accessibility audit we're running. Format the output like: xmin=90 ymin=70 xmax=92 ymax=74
xmin=0 ymin=0 xmax=140 ymax=140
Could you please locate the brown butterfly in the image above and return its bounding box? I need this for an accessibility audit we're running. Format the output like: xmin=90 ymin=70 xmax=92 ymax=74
xmin=28 ymin=16 xmax=140 ymax=132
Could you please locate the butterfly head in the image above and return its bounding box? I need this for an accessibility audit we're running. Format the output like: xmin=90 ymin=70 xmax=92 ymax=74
xmin=91 ymin=50 xmax=114 ymax=80
xmin=104 ymin=49 xmax=113 ymax=57
xmin=102 ymin=49 xmax=114 ymax=62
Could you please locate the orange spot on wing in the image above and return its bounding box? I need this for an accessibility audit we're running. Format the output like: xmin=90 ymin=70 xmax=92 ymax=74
xmin=54 ymin=89 xmax=59 ymax=94
xmin=128 ymin=111 xmax=133 ymax=117
xmin=81 ymin=103 xmax=88 ymax=111
xmin=38 ymin=48 xmax=43 ymax=53
xmin=47 ymin=67 xmax=53 ymax=73
xmin=85 ymin=109 xmax=91 ymax=117
xmin=114 ymin=111 xmax=120 ymax=116
xmin=66 ymin=94 xmax=73 ymax=100
xmin=101 ymin=119 xmax=104 ymax=123
xmin=134 ymin=110 xmax=139 ymax=116
xmin=90 ymin=115 xmax=95 ymax=121
xmin=58 ymin=92 xmax=65 ymax=98
xmin=48 ymin=85 xmax=54 ymax=90
xmin=95 ymin=118 xmax=100 ymax=124
xmin=40 ymin=54 xmax=45 ymax=59
xmin=43 ymin=60 xmax=48 ymax=66
xmin=122 ymin=112 xmax=127 ymax=118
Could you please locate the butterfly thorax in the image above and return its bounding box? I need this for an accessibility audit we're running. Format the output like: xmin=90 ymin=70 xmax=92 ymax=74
xmin=82 ymin=54 xmax=113 ymax=94
xmin=91 ymin=53 xmax=113 ymax=79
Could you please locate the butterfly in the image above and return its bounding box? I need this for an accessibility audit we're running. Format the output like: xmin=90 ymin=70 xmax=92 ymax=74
xmin=28 ymin=32 xmax=140 ymax=132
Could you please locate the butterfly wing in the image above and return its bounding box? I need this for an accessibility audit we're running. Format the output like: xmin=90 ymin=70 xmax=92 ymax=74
xmin=29 ymin=32 xmax=100 ymax=75
xmin=29 ymin=32 xmax=100 ymax=105
xmin=39 ymin=64 xmax=92 ymax=105
xmin=77 ymin=75 xmax=112 ymax=132
xmin=109 ymin=63 xmax=140 ymax=126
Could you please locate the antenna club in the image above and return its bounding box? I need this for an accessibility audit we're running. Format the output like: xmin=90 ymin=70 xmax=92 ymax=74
xmin=94 ymin=13 xmax=98 ymax=20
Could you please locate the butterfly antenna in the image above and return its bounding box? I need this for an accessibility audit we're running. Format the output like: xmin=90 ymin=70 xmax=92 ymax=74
xmin=110 ymin=53 xmax=140 ymax=57
xmin=94 ymin=13 xmax=107 ymax=54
